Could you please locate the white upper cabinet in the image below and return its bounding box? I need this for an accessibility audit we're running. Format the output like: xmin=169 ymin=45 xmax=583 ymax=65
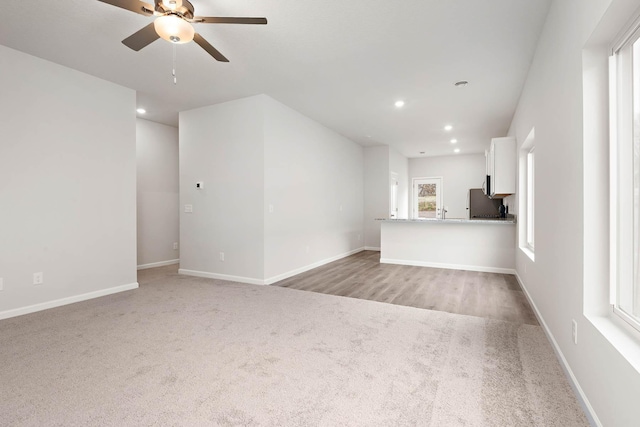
xmin=487 ymin=137 xmax=516 ymax=198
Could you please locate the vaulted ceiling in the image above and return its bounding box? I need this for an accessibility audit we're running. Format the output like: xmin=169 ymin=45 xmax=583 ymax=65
xmin=0 ymin=0 xmax=551 ymax=157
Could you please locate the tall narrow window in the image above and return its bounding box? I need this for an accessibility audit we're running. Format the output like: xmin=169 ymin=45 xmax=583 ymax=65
xmin=610 ymin=25 xmax=640 ymax=330
xmin=518 ymin=127 xmax=535 ymax=260
xmin=634 ymin=38 xmax=640 ymax=323
xmin=390 ymin=173 xmax=399 ymax=219
xmin=526 ymin=148 xmax=535 ymax=250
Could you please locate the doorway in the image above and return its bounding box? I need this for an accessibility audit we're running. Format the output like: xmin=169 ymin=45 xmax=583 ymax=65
xmin=412 ymin=177 xmax=443 ymax=219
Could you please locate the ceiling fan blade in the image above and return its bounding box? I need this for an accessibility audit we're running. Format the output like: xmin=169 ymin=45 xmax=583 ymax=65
xmin=97 ymin=0 xmax=154 ymax=16
xmin=193 ymin=33 xmax=229 ymax=62
xmin=122 ymin=23 xmax=160 ymax=51
xmin=193 ymin=17 xmax=267 ymax=25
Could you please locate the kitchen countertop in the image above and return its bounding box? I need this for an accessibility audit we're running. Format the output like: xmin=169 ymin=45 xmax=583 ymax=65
xmin=377 ymin=217 xmax=516 ymax=224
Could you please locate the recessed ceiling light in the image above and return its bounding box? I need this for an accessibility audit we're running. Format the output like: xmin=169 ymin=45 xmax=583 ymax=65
xmin=450 ymin=139 xmax=458 ymax=144
xmin=395 ymin=100 xmax=405 ymax=108
xmin=454 ymin=80 xmax=469 ymax=87
xmin=136 ymin=108 xmax=146 ymax=114
xmin=444 ymin=125 xmax=453 ymax=131
xmin=454 ymin=148 xmax=461 ymax=153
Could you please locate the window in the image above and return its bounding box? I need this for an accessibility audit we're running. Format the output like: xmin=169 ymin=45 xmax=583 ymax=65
xmin=519 ymin=128 xmax=535 ymax=260
xmin=610 ymin=24 xmax=640 ymax=331
xmin=526 ymin=148 xmax=535 ymax=251
xmin=390 ymin=173 xmax=399 ymax=219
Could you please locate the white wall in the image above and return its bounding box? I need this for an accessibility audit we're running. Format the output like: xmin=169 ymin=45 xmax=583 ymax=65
xmin=0 ymin=45 xmax=137 ymax=318
xmin=263 ymin=96 xmax=363 ymax=280
xmin=389 ymin=147 xmax=409 ymax=219
xmin=409 ymin=153 xmax=486 ymax=219
xmin=508 ymin=0 xmax=640 ymax=425
xmin=363 ymin=146 xmax=389 ymax=249
xmin=136 ymin=119 xmax=179 ymax=269
xmin=179 ymin=96 xmax=265 ymax=283
xmin=179 ymin=95 xmax=364 ymax=283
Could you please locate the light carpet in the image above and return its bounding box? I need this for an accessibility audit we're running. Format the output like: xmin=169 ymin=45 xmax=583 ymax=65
xmin=0 ymin=270 xmax=588 ymax=426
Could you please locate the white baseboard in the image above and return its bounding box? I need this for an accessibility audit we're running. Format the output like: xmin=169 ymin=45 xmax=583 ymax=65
xmin=137 ymin=259 xmax=180 ymax=270
xmin=364 ymin=246 xmax=381 ymax=251
xmin=180 ymin=248 xmax=365 ymax=286
xmin=515 ymin=273 xmax=601 ymax=427
xmin=0 ymin=282 xmax=139 ymax=321
xmin=264 ymin=247 xmax=365 ymax=285
xmin=380 ymin=258 xmax=516 ymax=275
xmin=178 ymin=269 xmax=265 ymax=286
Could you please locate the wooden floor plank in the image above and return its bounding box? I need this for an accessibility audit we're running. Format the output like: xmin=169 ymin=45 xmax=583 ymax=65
xmin=273 ymin=250 xmax=538 ymax=325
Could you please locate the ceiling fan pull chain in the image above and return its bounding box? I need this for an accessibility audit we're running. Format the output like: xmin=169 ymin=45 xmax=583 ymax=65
xmin=172 ymin=43 xmax=177 ymax=85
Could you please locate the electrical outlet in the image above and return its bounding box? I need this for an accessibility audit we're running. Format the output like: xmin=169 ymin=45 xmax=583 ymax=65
xmin=357 ymin=234 xmax=361 ymax=241
xmin=572 ymin=319 xmax=578 ymax=345
xmin=33 ymin=272 xmax=43 ymax=285
xmin=219 ymin=252 xmax=225 ymax=262
xmin=173 ymin=242 xmax=178 ymax=250
xmin=268 ymin=204 xmax=274 ymax=213
xmin=184 ymin=204 xmax=193 ymax=213
xmin=0 ymin=278 xmax=3 ymax=291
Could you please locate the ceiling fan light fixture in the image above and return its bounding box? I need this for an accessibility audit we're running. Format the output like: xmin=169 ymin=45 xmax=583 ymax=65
xmin=154 ymin=15 xmax=194 ymax=44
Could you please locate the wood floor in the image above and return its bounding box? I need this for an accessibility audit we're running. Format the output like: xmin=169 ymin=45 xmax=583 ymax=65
xmin=274 ymin=251 xmax=538 ymax=325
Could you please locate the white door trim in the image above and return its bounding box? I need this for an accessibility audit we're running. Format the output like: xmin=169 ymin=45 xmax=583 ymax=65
xmin=412 ymin=176 xmax=443 ymax=219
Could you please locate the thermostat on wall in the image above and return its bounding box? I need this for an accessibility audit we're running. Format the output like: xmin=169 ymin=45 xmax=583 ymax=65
xmin=196 ymin=181 xmax=204 ymax=189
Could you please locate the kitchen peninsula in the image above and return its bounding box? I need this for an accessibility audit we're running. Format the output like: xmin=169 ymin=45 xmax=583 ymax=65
xmin=379 ymin=218 xmax=516 ymax=274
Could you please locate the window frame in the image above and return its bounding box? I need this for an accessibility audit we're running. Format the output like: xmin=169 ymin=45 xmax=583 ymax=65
xmin=518 ymin=128 xmax=535 ymax=261
xmin=609 ymin=24 xmax=640 ymax=333
xmin=526 ymin=147 xmax=535 ymax=252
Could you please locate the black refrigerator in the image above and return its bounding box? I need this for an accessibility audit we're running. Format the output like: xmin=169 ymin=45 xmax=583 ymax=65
xmin=468 ymin=188 xmax=503 ymax=218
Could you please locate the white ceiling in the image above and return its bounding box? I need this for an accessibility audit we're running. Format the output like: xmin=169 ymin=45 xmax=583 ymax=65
xmin=0 ymin=0 xmax=550 ymax=158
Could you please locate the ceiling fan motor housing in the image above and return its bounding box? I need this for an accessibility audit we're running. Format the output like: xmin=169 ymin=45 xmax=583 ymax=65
xmin=155 ymin=0 xmax=194 ymax=19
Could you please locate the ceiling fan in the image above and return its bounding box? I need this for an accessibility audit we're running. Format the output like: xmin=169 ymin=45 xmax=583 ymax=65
xmin=98 ymin=0 xmax=267 ymax=62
